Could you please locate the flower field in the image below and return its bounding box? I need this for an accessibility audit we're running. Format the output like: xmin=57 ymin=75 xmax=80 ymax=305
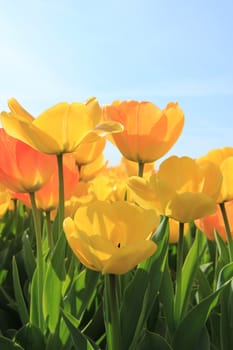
xmin=0 ymin=97 xmax=233 ymax=350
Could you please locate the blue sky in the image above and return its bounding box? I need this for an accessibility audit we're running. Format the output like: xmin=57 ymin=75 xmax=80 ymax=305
xmin=0 ymin=0 xmax=233 ymax=165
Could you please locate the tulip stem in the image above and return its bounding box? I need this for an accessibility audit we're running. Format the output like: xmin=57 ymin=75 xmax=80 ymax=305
xmin=104 ymin=274 xmax=121 ymax=350
xmin=29 ymin=192 xmax=44 ymax=330
xmin=56 ymin=153 xmax=64 ymax=236
xmin=138 ymin=162 xmax=145 ymax=177
xmin=174 ymin=221 xmax=184 ymax=325
xmin=219 ymin=202 xmax=233 ymax=261
xmin=45 ymin=210 xmax=54 ymax=250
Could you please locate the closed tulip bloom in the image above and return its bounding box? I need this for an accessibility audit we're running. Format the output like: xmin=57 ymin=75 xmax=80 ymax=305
xmin=63 ymin=201 xmax=158 ymax=274
xmin=195 ymin=201 xmax=233 ymax=241
xmin=103 ymin=100 xmax=184 ymax=163
xmin=128 ymin=156 xmax=222 ymax=223
xmin=78 ymin=154 xmax=107 ymax=181
xmin=1 ymin=97 xmax=123 ymax=155
xmin=0 ymin=129 xmax=54 ymax=193
xmin=72 ymin=138 xmax=106 ymax=166
xmin=197 ymin=147 xmax=233 ymax=203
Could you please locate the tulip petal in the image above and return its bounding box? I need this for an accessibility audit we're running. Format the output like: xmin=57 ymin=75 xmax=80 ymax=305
xmin=102 ymin=240 xmax=157 ymax=274
xmin=166 ymin=192 xmax=217 ymax=223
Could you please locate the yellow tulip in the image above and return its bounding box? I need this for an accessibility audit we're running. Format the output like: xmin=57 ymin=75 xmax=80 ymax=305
xmin=63 ymin=201 xmax=158 ymax=274
xmin=128 ymin=156 xmax=222 ymax=223
xmin=72 ymin=138 xmax=106 ymax=166
xmin=197 ymin=147 xmax=233 ymax=203
xmin=78 ymin=154 xmax=107 ymax=181
xmin=1 ymin=97 xmax=123 ymax=155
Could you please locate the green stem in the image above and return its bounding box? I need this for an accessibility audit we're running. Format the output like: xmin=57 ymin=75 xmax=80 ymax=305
xmin=219 ymin=202 xmax=233 ymax=261
xmin=45 ymin=210 xmax=54 ymax=250
xmin=174 ymin=221 xmax=184 ymax=325
xmin=29 ymin=192 xmax=44 ymax=329
xmin=56 ymin=153 xmax=65 ymax=236
xmin=137 ymin=161 xmax=145 ymax=177
xmin=104 ymin=274 xmax=121 ymax=350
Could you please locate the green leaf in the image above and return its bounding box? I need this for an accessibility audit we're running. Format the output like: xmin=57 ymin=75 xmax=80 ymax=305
xmin=159 ymin=261 xmax=175 ymax=333
xmin=62 ymin=310 xmax=99 ymax=350
xmin=120 ymin=216 xmax=169 ymax=350
xmin=174 ymin=230 xmax=206 ymax=324
xmin=65 ymin=268 xmax=100 ymax=322
xmin=0 ymin=336 xmax=24 ymax=350
xmin=43 ymin=234 xmax=66 ymax=333
xmin=217 ymin=261 xmax=233 ymax=289
xmin=22 ymin=233 xmax=36 ymax=281
xmin=196 ymin=266 xmax=213 ymax=299
xmin=12 ymin=256 xmax=29 ymax=325
xmin=219 ymin=277 xmax=233 ymax=349
xmin=193 ymin=326 xmax=210 ymax=350
xmin=137 ymin=331 xmax=173 ymax=350
xmin=14 ymin=323 xmax=46 ymax=350
xmin=214 ymin=230 xmax=229 ymax=265
xmin=172 ymin=282 xmax=229 ymax=350
xmin=29 ymin=267 xmax=40 ymax=327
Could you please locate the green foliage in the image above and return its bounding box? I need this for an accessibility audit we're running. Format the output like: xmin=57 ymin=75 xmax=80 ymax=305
xmin=1 ymin=201 xmax=233 ymax=349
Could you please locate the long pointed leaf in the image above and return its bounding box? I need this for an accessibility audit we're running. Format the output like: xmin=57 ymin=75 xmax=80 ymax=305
xmin=62 ymin=310 xmax=99 ymax=350
xmin=174 ymin=230 xmax=206 ymax=324
xmin=12 ymin=256 xmax=29 ymax=325
xmin=120 ymin=216 xmax=169 ymax=350
xmin=43 ymin=234 xmax=66 ymax=333
xmin=173 ymin=278 xmax=231 ymax=350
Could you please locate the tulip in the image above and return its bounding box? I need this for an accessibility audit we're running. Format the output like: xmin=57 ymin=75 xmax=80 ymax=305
xmin=0 ymin=128 xmax=55 ymax=193
xmin=72 ymin=138 xmax=106 ymax=166
xmin=78 ymin=154 xmax=107 ymax=181
xmin=63 ymin=201 xmax=158 ymax=274
xmin=1 ymin=97 xmax=123 ymax=155
xmin=103 ymin=100 xmax=184 ymax=164
xmin=128 ymin=156 xmax=222 ymax=223
xmin=197 ymin=147 xmax=233 ymax=203
xmin=195 ymin=201 xmax=233 ymax=242
xmin=12 ymin=154 xmax=79 ymax=212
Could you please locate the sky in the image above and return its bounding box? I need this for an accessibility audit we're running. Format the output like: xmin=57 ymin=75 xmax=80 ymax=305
xmin=0 ymin=0 xmax=233 ymax=166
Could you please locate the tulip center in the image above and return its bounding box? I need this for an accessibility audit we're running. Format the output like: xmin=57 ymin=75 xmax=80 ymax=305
xmin=117 ymin=243 xmax=121 ymax=248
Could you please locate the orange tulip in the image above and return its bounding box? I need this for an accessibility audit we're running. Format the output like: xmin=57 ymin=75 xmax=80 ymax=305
xmin=13 ymin=154 xmax=79 ymax=212
xmin=103 ymin=100 xmax=184 ymax=163
xmin=195 ymin=201 xmax=233 ymax=241
xmin=0 ymin=128 xmax=55 ymax=193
